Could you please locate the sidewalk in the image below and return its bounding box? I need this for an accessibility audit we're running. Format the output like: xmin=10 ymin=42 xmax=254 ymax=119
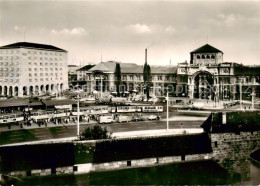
xmin=0 ymin=120 xmax=97 ymax=132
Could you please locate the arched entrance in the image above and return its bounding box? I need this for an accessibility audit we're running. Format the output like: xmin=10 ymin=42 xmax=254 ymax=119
xmin=193 ymin=72 xmax=214 ymax=100
xmin=4 ymin=86 xmax=8 ymax=96
xmin=35 ymin=86 xmax=39 ymax=95
xmin=29 ymin=86 xmax=34 ymax=96
xmin=46 ymin=85 xmax=50 ymax=93
xmin=9 ymin=86 xmax=13 ymax=96
xmin=60 ymin=84 xmax=63 ymax=92
xmin=23 ymin=86 xmax=27 ymax=96
xmin=14 ymin=86 xmax=19 ymax=96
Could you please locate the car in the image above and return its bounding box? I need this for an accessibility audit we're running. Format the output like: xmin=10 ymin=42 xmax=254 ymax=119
xmin=148 ymin=115 xmax=159 ymax=120
xmin=132 ymin=116 xmax=145 ymax=122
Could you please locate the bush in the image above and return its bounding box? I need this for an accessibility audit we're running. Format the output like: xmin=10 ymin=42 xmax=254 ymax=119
xmin=80 ymin=125 xmax=112 ymax=140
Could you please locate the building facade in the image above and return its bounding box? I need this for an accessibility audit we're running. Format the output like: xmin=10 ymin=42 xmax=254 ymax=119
xmin=78 ymin=61 xmax=177 ymax=97
xmin=78 ymin=44 xmax=260 ymax=101
xmin=178 ymin=44 xmax=260 ymax=101
xmin=0 ymin=42 xmax=68 ymax=97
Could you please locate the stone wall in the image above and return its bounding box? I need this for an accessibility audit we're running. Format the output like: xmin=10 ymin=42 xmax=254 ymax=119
xmin=6 ymin=153 xmax=212 ymax=178
xmin=74 ymin=153 xmax=212 ymax=174
xmin=210 ymin=131 xmax=260 ymax=181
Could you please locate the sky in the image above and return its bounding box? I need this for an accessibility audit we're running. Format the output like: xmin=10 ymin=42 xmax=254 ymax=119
xmin=0 ymin=0 xmax=259 ymax=66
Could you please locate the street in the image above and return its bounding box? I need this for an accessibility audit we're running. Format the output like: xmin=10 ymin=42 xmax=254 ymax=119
xmin=0 ymin=119 xmax=204 ymax=145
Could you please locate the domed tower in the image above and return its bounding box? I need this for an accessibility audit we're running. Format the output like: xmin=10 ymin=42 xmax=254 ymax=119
xmin=190 ymin=44 xmax=223 ymax=65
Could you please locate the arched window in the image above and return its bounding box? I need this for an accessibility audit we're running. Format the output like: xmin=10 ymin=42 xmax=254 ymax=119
xmin=202 ymin=55 xmax=205 ymax=59
xmin=211 ymin=55 xmax=215 ymax=59
xmin=206 ymin=55 xmax=210 ymax=59
xmin=197 ymin=55 xmax=200 ymax=59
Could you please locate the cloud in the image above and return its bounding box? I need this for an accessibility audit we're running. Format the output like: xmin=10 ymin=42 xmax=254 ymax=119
xmin=14 ymin=25 xmax=26 ymax=31
xmin=126 ymin=24 xmax=152 ymax=34
xmin=165 ymin=26 xmax=176 ymax=33
xmin=51 ymin=27 xmax=87 ymax=36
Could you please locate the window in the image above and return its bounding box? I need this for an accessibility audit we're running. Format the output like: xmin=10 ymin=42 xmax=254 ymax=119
xmin=34 ymin=62 xmax=37 ymax=66
xmin=29 ymin=79 xmax=32 ymax=82
xmin=197 ymin=55 xmax=201 ymax=59
xmin=29 ymin=68 xmax=32 ymax=71
xmin=29 ymin=73 xmax=32 ymax=77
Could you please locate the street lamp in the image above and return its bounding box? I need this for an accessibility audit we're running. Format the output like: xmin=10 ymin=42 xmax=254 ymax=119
xmin=166 ymin=90 xmax=169 ymax=131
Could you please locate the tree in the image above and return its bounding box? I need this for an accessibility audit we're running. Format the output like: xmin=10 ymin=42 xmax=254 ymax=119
xmin=114 ymin=63 xmax=121 ymax=97
xmin=143 ymin=62 xmax=151 ymax=98
xmin=80 ymin=125 xmax=112 ymax=140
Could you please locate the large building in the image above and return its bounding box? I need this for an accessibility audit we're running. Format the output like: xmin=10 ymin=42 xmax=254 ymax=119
xmin=78 ymin=44 xmax=260 ymax=101
xmin=0 ymin=42 xmax=68 ymax=97
xmin=178 ymin=44 xmax=260 ymax=101
xmin=78 ymin=61 xmax=177 ymax=96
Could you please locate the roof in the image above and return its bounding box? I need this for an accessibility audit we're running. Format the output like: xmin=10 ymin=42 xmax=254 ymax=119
xmin=151 ymin=66 xmax=177 ymax=74
xmin=87 ymin=61 xmax=177 ymax=74
xmin=233 ymin=63 xmax=260 ymax=75
xmin=42 ymin=99 xmax=76 ymax=107
xmin=0 ymin=98 xmax=29 ymax=108
xmin=191 ymin=44 xmax=223 ymax=54
xmin=0 ymin=42 xmax=67 ymax=52
xmin=77 ymin=65 xmax=95 ymax=71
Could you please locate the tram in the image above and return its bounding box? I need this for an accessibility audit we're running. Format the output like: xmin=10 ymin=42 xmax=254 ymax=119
xmin=0 ymin=113 xmax=24 ymax=124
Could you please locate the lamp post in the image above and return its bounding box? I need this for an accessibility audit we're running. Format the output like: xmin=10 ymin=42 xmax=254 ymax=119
xmin=166 ymin=91 xmax=169 ymax=131
xmin=240 ymin=81 xmax=242 ymax=110
xmin=76 ymin=95 xmax=80 ymax=139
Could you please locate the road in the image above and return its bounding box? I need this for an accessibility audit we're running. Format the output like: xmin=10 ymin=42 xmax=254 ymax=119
xmin=0 ymin=119 xmax=203 ymax=145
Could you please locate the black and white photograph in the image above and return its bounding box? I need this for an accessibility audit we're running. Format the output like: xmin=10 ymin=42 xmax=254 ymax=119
xmin=0 ymin=0 xmax=260 ymax=185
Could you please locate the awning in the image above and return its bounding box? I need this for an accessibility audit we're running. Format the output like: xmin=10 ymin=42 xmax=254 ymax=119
xmin=42 ymin=99 xmax=76 ymax=107
xmin=0 ymin=98 xmax=29 ymax=108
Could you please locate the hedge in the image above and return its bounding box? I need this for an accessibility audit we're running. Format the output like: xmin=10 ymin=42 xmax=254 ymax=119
xmin=0 ymin=143 xmax=75 ymax=171
xmin=207 ymin=111 xmax=260 ymax=133
xmin=93 ymin=133 xmax=212 ymax=163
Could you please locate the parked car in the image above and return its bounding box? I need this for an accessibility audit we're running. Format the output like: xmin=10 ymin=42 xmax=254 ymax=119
xmin=148 ymin=115 xmax=158 ymax=120
xmin=132 ymin=116 xmax=145 ymax=122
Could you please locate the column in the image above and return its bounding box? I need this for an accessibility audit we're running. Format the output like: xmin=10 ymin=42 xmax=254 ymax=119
xmin=252 ymin=86 xmax=256 ymax=110
xmin=199 ymin=75 xmax=202 ymax=99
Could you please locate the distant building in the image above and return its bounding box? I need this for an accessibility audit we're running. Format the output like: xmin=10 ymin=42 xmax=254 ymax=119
xmin=68 ymin=65 xmax=79 ymax=85
xmin=78 ymin=44 xmax=260 ymax=100
xmin=0 ymin=42 xmax=68 ymax=97
xmin=178 ymin=44 xmax=260 ymax=101
xmin=78 ymin=61 xmax=177 ymax=96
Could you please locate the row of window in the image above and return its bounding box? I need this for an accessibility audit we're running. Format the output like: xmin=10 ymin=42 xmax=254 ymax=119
xmin=29 ymin=77 xmax=62 ymax=82
xmin=0 ymin=73 xmax=19 ymax=77
xmin=28 ymin=62 xmax=63 ymax=66
xmin=0 ymin=56 xmax=19 ymax=60
xmin=0 ymin=62 xmax=19 ymax=66
xmin=0 ymin=68 xmax=19 ymax=72
xmin=0 ymin=50 xmax=19 ymax=54
xmin=29 ymin=73 xmax=62 ymax=76
xmin=196 ymin=55 xmax=216 ymax=59
xmin=0 ymin=79 xmax=19 ymax=83
xmin=27 ymin=57 xmax=63 ymax=61
xmin=27 ymin=50 xmax=63 ymax=56
xmin=28 ymin=68 xmax=62 ymax=71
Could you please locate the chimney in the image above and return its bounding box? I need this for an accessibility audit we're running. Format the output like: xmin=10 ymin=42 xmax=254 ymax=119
xmin=145 ymin=48 xmax=147 ymax=65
